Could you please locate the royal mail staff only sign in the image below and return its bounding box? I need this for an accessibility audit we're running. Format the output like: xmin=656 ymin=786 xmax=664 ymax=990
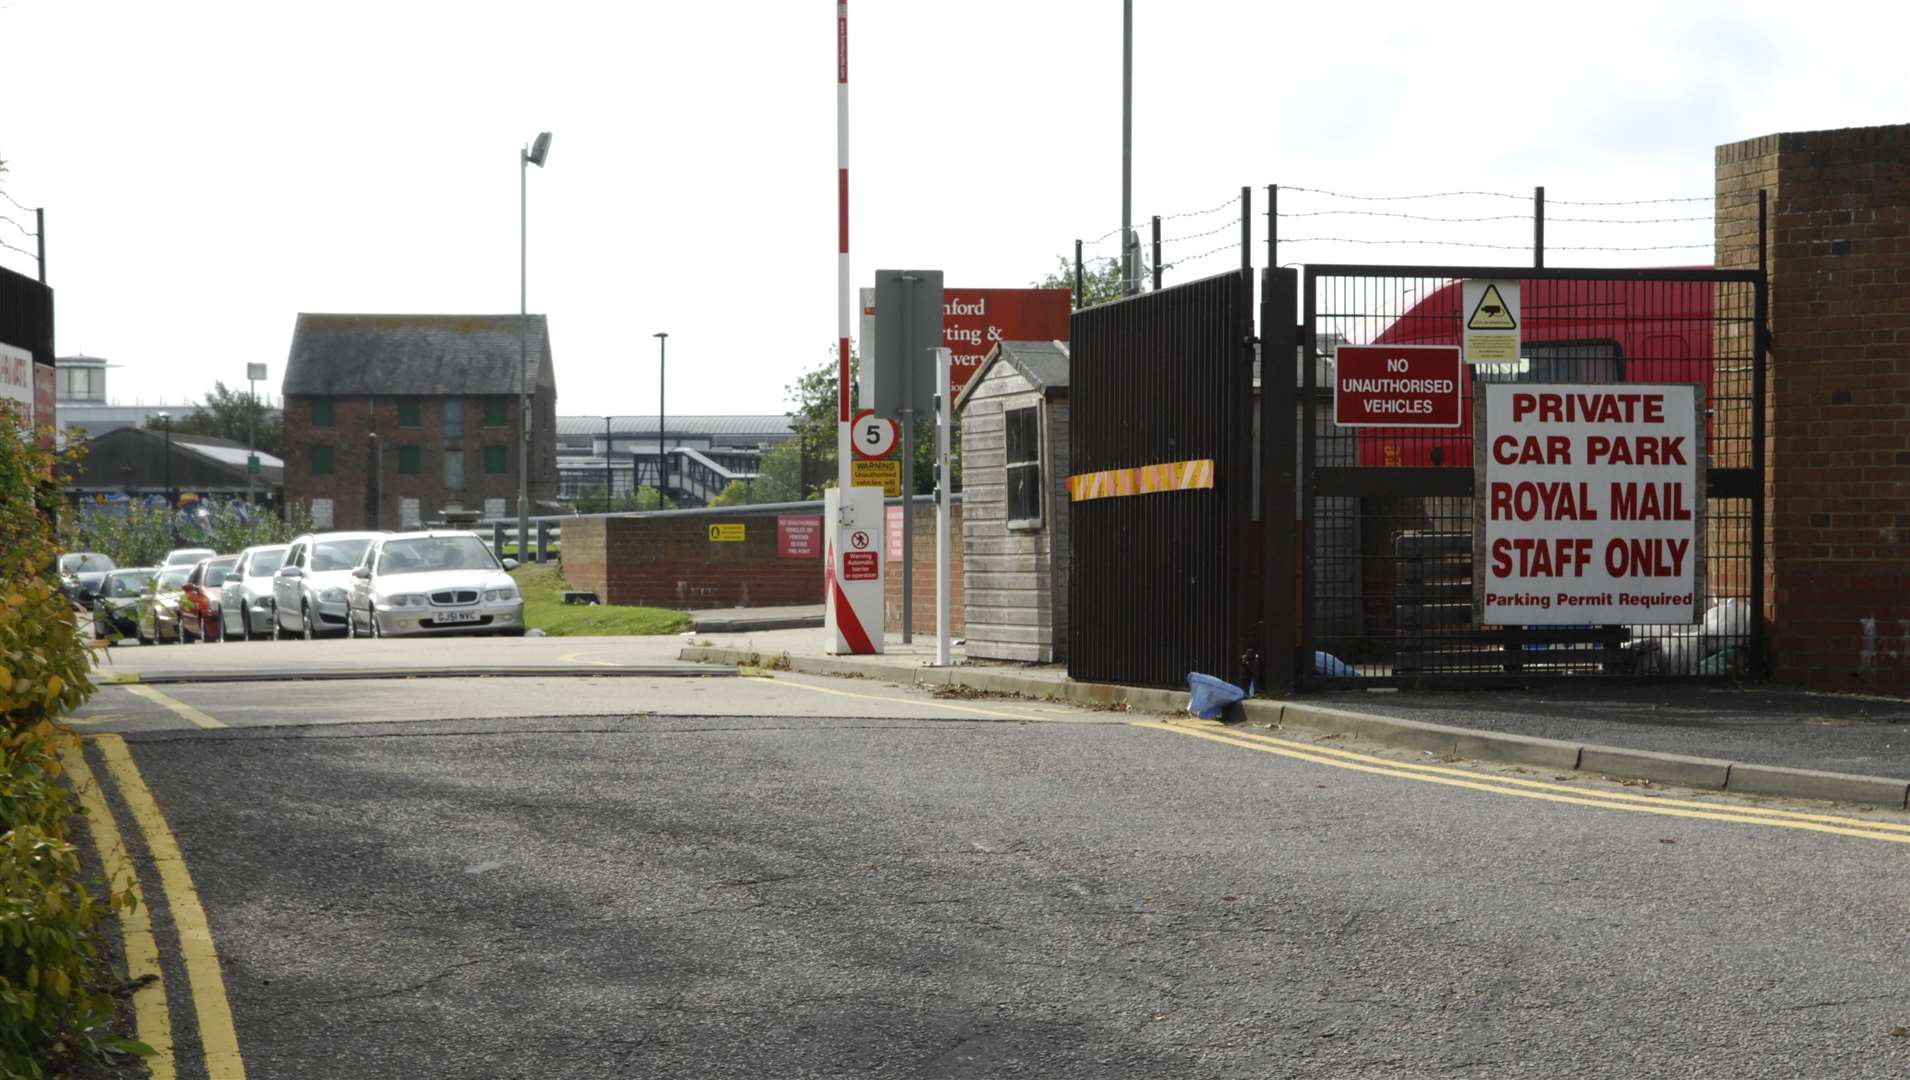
xmin=1474 ymin=384 xmax=1704 ymax=626
xmin=1333 ymin=345 xmax=1461 ymax=427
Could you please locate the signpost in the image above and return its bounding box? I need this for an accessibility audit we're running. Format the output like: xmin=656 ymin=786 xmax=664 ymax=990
xmin=1332 ymin=345 xmax=1461 ymax=427
xmin=1475 ymin=384 xmax=1703 ymax=627
xmin=1462 ymin=279 xmax=1521 ymax=363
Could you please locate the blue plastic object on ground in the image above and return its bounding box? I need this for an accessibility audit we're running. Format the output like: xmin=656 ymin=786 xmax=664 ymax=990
xmin=1314 ymin=651 xmax=1356 ymax=677
xmin=1187 ymin=673 xmax=1249 ymax=720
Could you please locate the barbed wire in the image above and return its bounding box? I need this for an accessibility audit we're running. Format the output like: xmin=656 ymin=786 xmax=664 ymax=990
xmin=0 ymin=236 xmax=40 ymax=261
xmin=1281 ymin=185 xmax=1531 ymax=202
xmin=1548 ymin=214 xmax=1713 ymax=224
xmin=1279 ymin=209 xmax=1531 ymax=224
xmin=0 ymin=213 xmax=35 ymax=236
xmin=1162 ymin=217 xmax=1242 ymax=245
xmin=1279 ymin=235 xmax=1712 ymax=252
xmin=0 ymin=187 xmax=32 ymax=213
xmin=1157 ymin=194 xmax=1240 ymax=222
xmin=1162 ymin=239 xmax=1246 ymax=268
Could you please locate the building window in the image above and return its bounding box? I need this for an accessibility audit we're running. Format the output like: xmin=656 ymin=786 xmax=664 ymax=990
xmin=312 ymin=445 xmax=336 ymax=475
xmin=1004 ymin=405 xmax=1042 ymax=529
xmin=485 ymin=397 xmax=509 ymax=427
xmin=483 ymin=445 xmax=508 ymax=475
xmin=444 ymin=449 xmax=465 ymax=491
xmin=312 ymin=398 xmax=335 ymax=427
xmin=397 ymin=445 xmax=421 ymax=475
xmin=443 ymin=399 xmax=464 ymax=439
xmin=397 ymin=398 xmax=421 ymax=427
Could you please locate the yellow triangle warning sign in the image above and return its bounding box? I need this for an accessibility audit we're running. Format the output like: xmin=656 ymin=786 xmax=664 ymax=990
xmin=1467 ymin=283 xmax=1517 ymax=330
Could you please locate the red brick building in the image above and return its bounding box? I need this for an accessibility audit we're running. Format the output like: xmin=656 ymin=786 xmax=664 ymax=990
xmin=281 ymin=314 xmax=559 ymax=530
xmin=1716 ymin=123 xmax=1910 ymax=695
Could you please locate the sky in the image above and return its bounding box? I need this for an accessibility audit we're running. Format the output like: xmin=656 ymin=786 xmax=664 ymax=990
xmin=1 ymin=0 xmax=1905 ymax=416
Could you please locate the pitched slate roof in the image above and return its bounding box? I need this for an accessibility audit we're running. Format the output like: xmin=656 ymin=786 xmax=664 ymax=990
xmin=283 ymin=314 xmax=554 ymax=396
xmin=954 ymin=340 xmax=1071 ymax=412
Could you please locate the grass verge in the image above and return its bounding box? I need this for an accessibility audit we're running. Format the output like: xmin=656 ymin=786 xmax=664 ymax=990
xmin=511 ymin=562 xmax=691 ymax=636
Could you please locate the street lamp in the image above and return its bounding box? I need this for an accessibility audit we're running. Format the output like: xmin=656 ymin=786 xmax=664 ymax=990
xmin=603 ymin=415 xmax=613 ymax=509
xmin=157 ymin=411 xmax=176 ymax=542
xmin=518 ymin=130 xmax=552 ymax=562
xmin=653 ymin=332 xmax=668 ymax=506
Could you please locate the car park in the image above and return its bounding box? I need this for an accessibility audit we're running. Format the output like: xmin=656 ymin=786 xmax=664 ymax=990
xmin=135 ymin=565 xmax=194 ymax=645
xmin=59 ymin=552 xmax=118 ymax=607
xmin=162 ymin=546 xmax=218 ymax=569
xmin=91 ymin=567 xmax=157 ymax=640
xmin=221 ymin=544 xmax=289 ymax=641
xmin=178 ymin=555 xmax=239 ymax=643
xmin=274 ymin=531 xmax=384 ymax=640
xmin=347 ymin=531 xmax=525 ymax=638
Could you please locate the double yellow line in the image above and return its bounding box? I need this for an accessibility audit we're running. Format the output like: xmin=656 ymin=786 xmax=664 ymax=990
xmin=60 ymin=734 xmax=248 ymax=1079
xmin=1136 ymin=719 xmax=1910 ymax=846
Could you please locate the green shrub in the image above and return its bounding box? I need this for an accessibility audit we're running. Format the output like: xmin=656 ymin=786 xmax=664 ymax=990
xmin=58 ymin=498 xmax=315 ymax=569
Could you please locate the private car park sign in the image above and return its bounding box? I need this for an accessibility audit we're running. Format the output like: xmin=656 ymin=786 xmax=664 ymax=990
xmin=1474 ymin=384 xmax=1704 ymax=626
xmin=1333 ymin=345 xmax=1461 ymax=427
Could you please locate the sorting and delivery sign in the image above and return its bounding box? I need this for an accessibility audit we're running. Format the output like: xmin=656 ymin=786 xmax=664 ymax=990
xmin=1462 ymin=279 xmax=1521 ymax=363
xmin=1475 ymin=384 xmax=1703 ymax=626
xmin=1333 ymin=345 xmax=1461 ymax=427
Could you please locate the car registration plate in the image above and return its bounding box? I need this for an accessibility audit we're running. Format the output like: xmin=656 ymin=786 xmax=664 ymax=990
xmin=434 ymin=610 xmax=481 ymax=624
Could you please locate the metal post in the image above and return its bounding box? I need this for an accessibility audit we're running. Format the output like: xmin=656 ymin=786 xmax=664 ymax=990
xmin=1752 ymin=188 xmax=1769 ymax=674
xmin=247 ymin=374 xmax=257 ymax=507
xmin=1263 ymin=268 xmax=1299 ymax=693
xmin=654 ymin=332 xmax=668 ymax=507
xmin=900 ymin=274 xmax=918 ymax=644
xmin=1151 ymin=215 xmax=1162 ymax=291
xmin=1534 ymin=185 xmax=1545 ymax=269
xmin=35 ymin=208 xmax=45 ymax=285
xmin=604 ymin=416 xmax=613 ymax=507
xmin=161 ymin=413 xmax=175 ymax=542
xmin=367 ymin=432 xmax=382 ymax=530
xmin=1240 ymin=186 xmax=1251 ymax=276
xmin=518 ymin=145 xmax=531 ymax=566
xmin=934 ymin=347 xmax=952 ymax=666
xmin=1121 ymin=0 xmax=1134 ymax=296
xmin=1073 ymin=240 xmax=1084 ymax=308
xmin=1268 ymin=184 xmax=1278 ymax=268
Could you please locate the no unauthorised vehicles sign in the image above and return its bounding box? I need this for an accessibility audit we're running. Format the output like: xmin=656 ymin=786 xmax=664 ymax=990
xmin=1333 ymin=345 xmax=1461 ymax=427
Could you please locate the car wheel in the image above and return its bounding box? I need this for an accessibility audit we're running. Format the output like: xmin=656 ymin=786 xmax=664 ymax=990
xmin=302 ymin=603 xmax=315 ymax=641
xmin=369 ymin=605 xmax=382 ymax=639
xmin=236 ymin=613 xmax=249 ymax=643
xmin=178 ymin=619 xmax=189 ymax=645
xmin=347 ymin=607 xmax=361 ymax=639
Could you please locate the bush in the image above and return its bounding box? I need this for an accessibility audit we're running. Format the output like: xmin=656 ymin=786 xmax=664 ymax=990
xmin=58 ymin=498 xmax=315 ymax=568
xmin=1 ymin=408 xmax=143 ymax=1075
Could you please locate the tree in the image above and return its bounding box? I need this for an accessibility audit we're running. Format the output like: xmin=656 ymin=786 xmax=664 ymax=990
xmin=145 ymin=381 xmax=283 ymax=457
xmin=1035 ymin=254 xmax=1127 ymax=309
xmin=775 ymin=347 xmax=959 ymax=501
xmin=708 ymin=480 xmax=752 ymax=507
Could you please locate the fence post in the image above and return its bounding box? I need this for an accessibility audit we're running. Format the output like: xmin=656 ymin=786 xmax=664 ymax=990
xmin=493 ymin=521 xmax=506 ymax=561
xmin=536 ymin=521 xmax=551 ymax=563
xmin=1262 ymin=267 xmax=1299 ymax=694
xmin=1534 ymin=185 xmax=1545 ymax=269
xmin=1151 ymin=215 xmax=1162 ymax=291
xmin=1267 ymin=184 xmax=1278 ymax=268
xmin=1073 ymin=239 xmax=1084 ymax=308
xmin=1240 ymin=186 xmax=1252 ymax=275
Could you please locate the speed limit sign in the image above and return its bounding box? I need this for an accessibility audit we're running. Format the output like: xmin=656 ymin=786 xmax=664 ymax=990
xmin=851 ymin=410 xmax=900 ymax=460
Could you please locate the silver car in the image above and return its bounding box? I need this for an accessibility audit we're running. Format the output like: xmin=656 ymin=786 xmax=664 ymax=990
xmin=220 ymin=543 xmax=289 ymax=641
xmin=273 ymin=531 xmax=385 ymax=639
xmin=162 ymin=546 xmax=217 ymax=568
xmin=346 ymin=532 xmax=525 ymax=638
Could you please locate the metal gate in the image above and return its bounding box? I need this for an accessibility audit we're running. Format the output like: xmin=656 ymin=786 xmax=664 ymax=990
xmin=1069 ymin=270 xmax=1256 ymax=688
xmin=1287 ymin=263 xmax=1766 ymax=688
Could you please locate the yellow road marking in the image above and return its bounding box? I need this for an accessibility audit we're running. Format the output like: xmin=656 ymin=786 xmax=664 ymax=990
xmin=123 ymin=685 xmax=226 ymax=729
xmin=763 ymin=673 xmax=1053 ymax=722
xmin=96 ymin=735 xmax=248 ymax=1079
xmin=1134 ymin=720 xmax=1910 ymax=846
xmin=58 ymin=741 xmax=176 ymax=1079
xmin=1200 ymin=720 xmax=1910 ymax=835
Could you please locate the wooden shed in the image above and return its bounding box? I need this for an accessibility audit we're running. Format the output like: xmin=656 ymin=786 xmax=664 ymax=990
xmin=954 ymin=340 xmax=1070 ymax=662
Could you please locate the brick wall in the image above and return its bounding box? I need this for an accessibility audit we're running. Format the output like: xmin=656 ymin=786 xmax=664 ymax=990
xmin=1716 ymin=123 xmax=1910 ymax=694
xmin=283 ymin=391 xmax=558 ymax=530
xmin=884 ymin=502 xmax=966 ymax=636
xmin=563 ymin=510 xmax=825 ymax=610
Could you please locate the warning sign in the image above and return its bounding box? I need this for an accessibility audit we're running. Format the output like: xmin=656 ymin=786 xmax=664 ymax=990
xmin=1333 ymin=345 xmax=1461 ymax=428
xmin=708 ymin=523 xmax=746 ymax=542
xmin=1462 ymin=279 xmax=1521 ymax=363
xmin=852 ymin=458 xmax=903 ymax=497
xmin=843 ymin=551 xmax=879 ymax=581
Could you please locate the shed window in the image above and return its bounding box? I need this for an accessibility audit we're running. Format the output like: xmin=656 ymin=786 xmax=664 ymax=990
xmin=1004 ymin=405 xmax=1042 ymax=529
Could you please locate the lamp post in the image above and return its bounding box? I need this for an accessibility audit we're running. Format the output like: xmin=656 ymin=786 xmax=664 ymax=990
xmin=653 ymin=332 xmax=667 ymax=506
xmin=157 ymin=411 xmax=176 ymax=542
xmin=603 ymin=415 xmax=613 ymax=508
xmin=518 ymin=130 xmax=552 ymax=562
xmin=246 ymin=362 xmax=266 ymax=509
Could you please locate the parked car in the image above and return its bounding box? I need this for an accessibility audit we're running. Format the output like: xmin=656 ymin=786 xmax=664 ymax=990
xmin=59 ymin=552 xmax=118 ymax=607
xmin=162 ymin=546 xmax=218 ymax=568
xmin=178 ymin=555 xmax=239 ymax=643
xmin=221 ymin=544 xmax=289 ymax=642
xmin=273 ymin=532 xmax=385 ymax=639
xmin=346 ymin=531 xmax=525 ymax=638
xmin=91 ymin=567 xmax=157 ymax=640
xmin=135 ymin=565 xmax=194 ymax=645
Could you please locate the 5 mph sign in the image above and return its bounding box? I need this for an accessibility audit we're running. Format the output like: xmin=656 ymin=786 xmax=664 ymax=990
xmin=851 ymin=410 xmax=899 ymax=460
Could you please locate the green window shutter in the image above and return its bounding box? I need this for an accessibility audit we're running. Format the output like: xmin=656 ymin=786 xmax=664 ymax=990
xmin=312 ymin=446 xmax=335 ymax=475
xmin=311 ymin=398 xmax=335 ymax=426
xmin=484 ymin=445 xmax=508 ymax=474
xmin=397 ymin=399 xmax=421 ymax=427
xmin=486 ymin=397 xmax=509 ymax=426
xmin=398 ymin=446 xmax=421 ymax=475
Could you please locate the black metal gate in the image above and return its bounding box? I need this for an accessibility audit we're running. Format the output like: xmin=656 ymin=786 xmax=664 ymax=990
xmin=1285 ymin=263 xmax=1766 ymax=688
xmin=1069 ymin=270 xmax=1255 ymax=688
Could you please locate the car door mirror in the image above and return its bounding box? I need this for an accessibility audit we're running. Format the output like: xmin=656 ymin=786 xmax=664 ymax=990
xmin=280 ymin=566 xmax=303 ymax=579
xmin=352 ymin=566 xmax=371 ymax=579
xmin=502 ymin=558 xmax=519 ymax=571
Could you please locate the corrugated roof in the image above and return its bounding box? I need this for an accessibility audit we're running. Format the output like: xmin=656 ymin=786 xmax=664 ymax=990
xmin=554 ymin=414 xmax=797 ymax=438
xmin=283 ymin=314 xmax=554 ymax=396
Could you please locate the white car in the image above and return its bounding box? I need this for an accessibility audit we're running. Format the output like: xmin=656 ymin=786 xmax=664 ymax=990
xmin=273 ymin=531 xmax=385 ymax=639
xmin=220 ymin=543 xmax=290 ymax=641
xmin=346 ymin=531 xmax=525 ymax=638
xmin=162 ymin=546 xmax=217 ymax=568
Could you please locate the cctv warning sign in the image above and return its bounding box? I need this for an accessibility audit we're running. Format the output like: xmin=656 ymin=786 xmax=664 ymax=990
xmin=1462 ymin=279 xmax=1521 ymax=362
xmin=1475 ymin=384 xmax=1704 ymax=626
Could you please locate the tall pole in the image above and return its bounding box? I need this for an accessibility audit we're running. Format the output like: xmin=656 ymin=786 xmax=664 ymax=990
xmin=35 ymin=208 xmax=45 ymax=285
xmin=1121 ymin=0 xmax=1134 ymax=296
xmin=653 ymin=332 xmax=668 ymax=506
xmin=247 ymin=373 xmax=257 ymax=508
xmin=604 ymin=415 xmax=613 ymax=507
xmin=836 ymin=0 xmax=852 ymax=496
xmin=1534 ymin=184 xmax=1546 ymax=269
xmin=518 ymin=144 xmax=530 ymax=559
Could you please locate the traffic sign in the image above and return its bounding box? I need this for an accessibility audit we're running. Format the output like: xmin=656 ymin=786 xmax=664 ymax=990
xmin=1333 ymin=345 xmax=1462 ymax=428
xmin=852 ymin=458 xmax=902 ymax=496
xmin=247 ymin=454 xmax=262 ymax=475
xmin=851 ymin=410 xmax=900 ymax=460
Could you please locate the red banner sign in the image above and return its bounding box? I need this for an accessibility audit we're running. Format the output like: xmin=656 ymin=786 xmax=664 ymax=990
xmin=943 ymin=288 xmax=1071 ymax=400
xmin=842 ymin=551 xmax=878 ymax=581
xmin=777 ymin=515 xmax=822 ymax=559
xmin=1333 ymin=345 xmax=1461 ymax=428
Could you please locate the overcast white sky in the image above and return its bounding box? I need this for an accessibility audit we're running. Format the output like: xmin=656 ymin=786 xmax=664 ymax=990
xmin=1 ymin=0 xmax=1904 ymax=416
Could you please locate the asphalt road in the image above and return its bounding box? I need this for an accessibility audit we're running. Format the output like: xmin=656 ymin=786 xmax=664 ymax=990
xmin=68 ymin=671 xmax=1910 ymax=1079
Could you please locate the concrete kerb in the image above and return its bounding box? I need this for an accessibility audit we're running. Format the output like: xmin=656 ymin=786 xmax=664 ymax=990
xmin=679 ymin=645 xmax=1910 ymax=810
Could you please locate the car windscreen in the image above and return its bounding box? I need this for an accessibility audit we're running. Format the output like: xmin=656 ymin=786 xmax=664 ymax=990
xmin=312 ymin=539 xmax=373 ymax=572
xmin=108 ymin=571 xmax=156 ymax=598
xmin=376 ymin=536 xmax=499 ymax=576
xmin=247 ymin=549 xmax=288 ymax=576
xmin=204 ymin=560 xmax=238 ymax=588
xmin=167 ymin=550 xmax=215 ymax=566
xmin=156 ymin=567 xmax=192 ymax=590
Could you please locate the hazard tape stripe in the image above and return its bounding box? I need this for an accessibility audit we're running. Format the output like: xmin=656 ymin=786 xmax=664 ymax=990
xmin=1066 ymin=459 xmax=1215 ymax=502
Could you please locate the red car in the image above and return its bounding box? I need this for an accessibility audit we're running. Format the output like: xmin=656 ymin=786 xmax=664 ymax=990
xmin=179 ymin=555 xmax=239 ymax=643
